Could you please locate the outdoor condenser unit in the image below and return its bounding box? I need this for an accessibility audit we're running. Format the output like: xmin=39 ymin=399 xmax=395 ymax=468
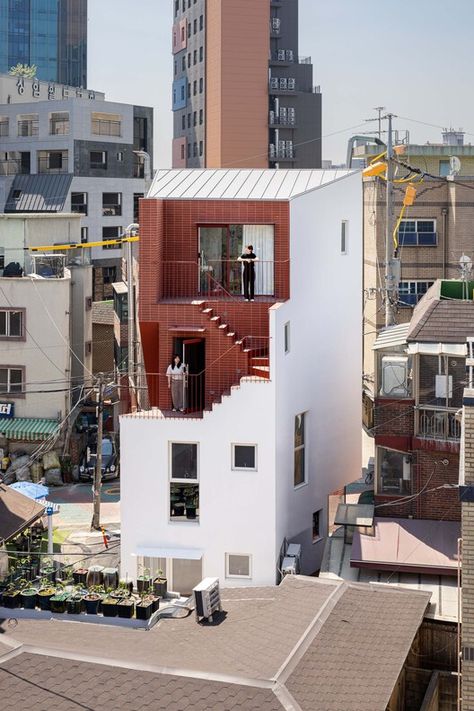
xmin=193 ymin=577 xmax=222 ymax=623
xmin=282 ymin=543 xmax=302 ymax=576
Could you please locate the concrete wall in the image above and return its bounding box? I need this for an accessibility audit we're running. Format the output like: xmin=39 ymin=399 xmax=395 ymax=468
xmin=120 ymin=378 xmax=277 ymax=586
xmin=272 ymin=171 xmax=363 ymax=573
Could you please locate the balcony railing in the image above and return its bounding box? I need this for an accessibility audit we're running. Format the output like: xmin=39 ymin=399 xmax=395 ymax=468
xmin=0 ymin=121 xmax=8 ymax=137
xmin=103 ymin=205 xmax=122 ymax=216
xmin=0 ymin=160 xmax=29 ymax=176
xmin=416 ymin=405 xmax=461 ymax=441
xmin=71 ymin=203 xmax=88 ymax=215
xmin=37 ymin=157 xmax=69 ymax=174
xmin=269 ymin=113 xmax=296 ymax=127
xmin=160 ymin=260 xmax=288 ymax=301
xmin=269 ymin=146 xmax=295 ymax=160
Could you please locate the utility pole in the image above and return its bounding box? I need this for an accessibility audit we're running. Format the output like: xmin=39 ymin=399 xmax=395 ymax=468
xmin=91 ymin=374 xmax=104 ymax=531
xmin=385 ymin=112 xmax=396 ymax=327
xmin=125 ymin=223 xmax=139 ymax=411
xmin=374 ymin=106 xmax=385 ymax=140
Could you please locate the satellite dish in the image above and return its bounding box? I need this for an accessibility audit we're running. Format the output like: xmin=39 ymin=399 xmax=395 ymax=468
xmin=450 ymin=156 xmax=461 ymax=175
xmin=459 ymin=253 xmax=473 ymax=273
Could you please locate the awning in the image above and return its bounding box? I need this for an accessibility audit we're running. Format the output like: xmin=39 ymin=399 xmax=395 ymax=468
xmin=351 ymin=518 xmax=460 ymax=576
xmin=373 ymin=323 xmax=410 ymax=350
xmin=0 ymin=417 xmax=60 ymax=442
xmin=135 ymin=546 xmax=203 ymax=560
xmin=334 ymin=503 xmax=374 ymax=527
xmin=407 ymin=343 xmax=467 ymax=357
xmin=0 ymin=484 xmax=45 ymax=542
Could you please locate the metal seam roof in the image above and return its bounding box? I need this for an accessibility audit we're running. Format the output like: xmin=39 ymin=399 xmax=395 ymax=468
xmin=5 ymin=173 xmax=73 ymax=213
xmin=147 ymin=168 xmax=358 ymax=201
xmin=0 ymin=417 xmax=60 ymax=441
xmin=373 ymin=322 xmax=411 ymax=350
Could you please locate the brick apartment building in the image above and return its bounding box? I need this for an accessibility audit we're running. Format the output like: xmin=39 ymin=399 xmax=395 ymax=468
xmin=171 ymin=0 xmax=321 ymax=169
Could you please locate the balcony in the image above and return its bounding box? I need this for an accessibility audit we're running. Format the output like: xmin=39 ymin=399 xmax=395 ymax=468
xmin=160 ymin=260 xmax=288 ymax=302
xmin=0 ymin=160 xmax=29 ymax=176
xmin=416 ymin=406 xmax=461 ymax=442
xmin=37 ymin=156 xmax=69 ymax=174
xmin=269 ymin=113 xmax=296 ymax=128
xmin=269 ymin=145 xmax=295 ymax=161
xmin=269 ymin=78 xmax=297 ymax=94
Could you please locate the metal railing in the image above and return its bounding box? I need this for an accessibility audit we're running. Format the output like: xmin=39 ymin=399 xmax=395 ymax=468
xmin=103 ymin=205 xmax=122 ymax=216
xmin=417 ymin=406 xmax=461 ymax=441
xmin=71 ymin=203 xmax=88 ymax=215
xmin=161 ymin=260 xmax=286 ymax=300
xmin=269 ymin=114 xmax=296 ymax=126
xmin=0 ymin=160 xmax=29 ymax=176
xmin=37 ymin=157 xmax=69 ymax=174
xmin=0 ymin=120 xmax=8 ymax=137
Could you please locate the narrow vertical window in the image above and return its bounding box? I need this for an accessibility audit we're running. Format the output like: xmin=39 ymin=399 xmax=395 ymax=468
xmin=341 ymin=220 xmax=348 ymax=254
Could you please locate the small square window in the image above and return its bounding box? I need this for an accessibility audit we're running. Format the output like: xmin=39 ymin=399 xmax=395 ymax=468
xmin=232 ymin=444 xmax=257 ymax=471
xmin=312 ymin=510 xmax=322 ymax=542
xmin=171 ymin=442 xmax=198 ymax=479
xmin=226 ymin=553 xmax=251 ymax=578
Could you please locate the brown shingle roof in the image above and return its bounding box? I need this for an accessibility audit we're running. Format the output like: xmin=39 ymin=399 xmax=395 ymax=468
xmin=91 ymin=301 xmax=114 ymax=326
xmin=0 ymin=483 xmax=45 ymax=543
xmin=0 ymin=576 xmax=430 ymax=711
xmin=407 ymin=281 xmax=474 ymax=343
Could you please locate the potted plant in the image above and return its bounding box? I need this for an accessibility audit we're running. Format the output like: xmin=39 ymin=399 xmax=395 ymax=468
xmin=50 ymin=591 xmax=69 ymax=614
xmin=136 ymin=596 xmax=154 ymax=621
xmin=117 ymin=597 xmax=135 ymax=619
xmin=185 ymin=493 xmax=197 ymax=520
xmin=2 ymin=584 xmax=20 ymax=609
xmin=136 ymin=568 xmax=151 ymax=595
xmin=83 ymin=585 xmax=103 ymax=615
xmin=41 ymin=558 xmax=56 ymax=583
xmin=149 ymin=594 xmax=160 ymax=613
xmin=66 ymin=589 xmax=83 ymax=615
xmin=153 ymin=570 xmax=167 ymax=598
xmin=37 ymin=585 xmax=55 ymax=611
xmin=118 ymin=579 xmax=134 ymax=596
xmin=21 ymin=585 xmax=38 ymax=610
xmin=72 ymin=568 xmax=88 ymax=585
xmin=101 ymin=596 xmax=118 ymax=617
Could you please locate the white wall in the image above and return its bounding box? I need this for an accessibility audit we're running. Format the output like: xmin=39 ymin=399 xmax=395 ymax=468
xmin=120 ymin=377 xmax=277 ymax=587
xmin=272 ymin=171 xmax=363 ymax=575
xmin=0 ymin=275 xmax=71 ymax=419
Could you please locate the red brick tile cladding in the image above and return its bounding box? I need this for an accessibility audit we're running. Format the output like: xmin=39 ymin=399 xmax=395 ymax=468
xmin=139 ymin=198 xmax=290 ymax=408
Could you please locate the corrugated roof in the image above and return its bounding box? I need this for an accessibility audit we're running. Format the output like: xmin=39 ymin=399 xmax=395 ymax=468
xmin=5 ymin=173 xmax=73 ymax=212
xmin=0 ymin=483 xmax=45 ymax=542
xmin=373 ymin=322 xmax=410 ymax=350
xmin=0 ymin=417 xmax=60 ymax=441
xmin=147 ymin=168 xmax=357 ymax=201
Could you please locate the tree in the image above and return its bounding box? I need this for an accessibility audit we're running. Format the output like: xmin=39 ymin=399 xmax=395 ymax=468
xmin=9 ymin=64 xmax=37 ymax=78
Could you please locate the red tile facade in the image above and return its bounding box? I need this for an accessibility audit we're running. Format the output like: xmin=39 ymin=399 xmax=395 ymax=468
xmin=138 ymin=198 xmax=290 ymax=409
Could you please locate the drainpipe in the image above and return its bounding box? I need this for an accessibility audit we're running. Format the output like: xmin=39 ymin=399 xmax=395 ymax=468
xmin=442 ymin=207 xmax=448 ymax=279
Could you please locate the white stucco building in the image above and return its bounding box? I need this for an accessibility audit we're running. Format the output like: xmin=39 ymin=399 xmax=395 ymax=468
xmin=120 ymin=168 xmax=362 ymax=593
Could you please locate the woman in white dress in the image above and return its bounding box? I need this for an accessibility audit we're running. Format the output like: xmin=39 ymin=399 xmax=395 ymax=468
xmin=166 ymin=354 xmax=186 ymax=412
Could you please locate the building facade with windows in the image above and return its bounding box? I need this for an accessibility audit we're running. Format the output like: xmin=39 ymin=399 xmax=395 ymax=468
xmin=171 ymin=0 xmax=322 ymax=169
xmin=0 ymin=72 xmax=153 ymax=300
xmin=361 ymin=136 xmax=474 ymax=405
xmin=119 ymin=167 xmax=362 ymax=592
xmin=0 ymin=0 xmax=87 ymax=87
xmin=0 ymin=213 xmax=92 ymax=450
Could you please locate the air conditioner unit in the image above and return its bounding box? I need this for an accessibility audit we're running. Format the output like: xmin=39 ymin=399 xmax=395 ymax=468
xmin=277 ymin=49 xmax=285 ymax=61
xmin=272 ymin=17 xmax=281 ymax=29
xmin=380 ymin=356 xmax=409 ymax=397
xmin=269 ymin=110 xmax=275 ymax=124
xmin=279 ymin=78 xmax=287 ymax=89
xmin=270 ymin=77 xmax=279 ymax=89
xmin=288 ymin=78 xmax=296 ymax=90
xmin=286 ymin=50 xmax=294 ymax=61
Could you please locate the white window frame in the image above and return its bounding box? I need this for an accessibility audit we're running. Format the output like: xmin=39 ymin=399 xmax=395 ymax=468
xmin=398 ymin=280 xmax=434 ymax=307
xmin=398 ymin=218 xmax=437 ymax=246
xmin=0 ymin=366 xmax=24 ymax=396
xmin=225 ymin=553 xmax=252 ymax=579
xmin=341 ymin=220 xmax=348 ymax=255
xmin=231 ymin=443 xmax=257 ymax=472
xmin=0 ymin=309 xmax=24 ymax=339
xmin=294 ymin=412 xmax=307 ymax=488
xmin=284 ymin=321 xmax=290 ymax=354
xmin=169 ymin=441 xmax=200 ymax=524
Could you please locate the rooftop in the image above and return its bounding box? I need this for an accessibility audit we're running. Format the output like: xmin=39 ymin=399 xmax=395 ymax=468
xmin=92 ymin=300 xmax=114 ymax=326
xmin=147 ymin=168 xmax=357 ymax=201
xmin=0 ymin=575 xmax=429 ymax=711
xmin=407 ymin=280 xmax=474 ymax=343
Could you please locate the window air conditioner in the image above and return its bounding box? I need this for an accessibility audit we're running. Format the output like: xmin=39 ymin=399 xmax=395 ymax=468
xmin=380 ymin=356 xmax=409 ymax=397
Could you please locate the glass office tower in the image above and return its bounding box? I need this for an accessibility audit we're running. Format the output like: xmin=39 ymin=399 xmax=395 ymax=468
xmin=0 ymin=0 xmax=87 ymax=87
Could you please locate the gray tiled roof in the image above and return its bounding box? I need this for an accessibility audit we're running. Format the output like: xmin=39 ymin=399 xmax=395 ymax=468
xmin=407 ymin=281 xmax=474 ymax=343
xmin=92 ymin=300 xmax=114 ymax=325
xmin=0 ymin=576 xmax=430 ymax=711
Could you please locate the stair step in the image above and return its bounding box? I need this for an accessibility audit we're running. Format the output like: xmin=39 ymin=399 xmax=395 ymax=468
xmin=226 ymin=332 xmax=235 ymax=337
xmin=210 ymin=315 xmax=220 ymax=321
xmin=250 ymin=357 xmax=269 ymax=366
xmin=235 ymin=339 xmax=243 ymax=345
xmin=218 ymin=324 xmax=228 ymax=329
xmin=243 ymin=348 xmax=251 ymax=353
xmin=202 ymin=308 xmax=213 ymax=314
xmin=192 ymin=300 xmax=205 ymax=306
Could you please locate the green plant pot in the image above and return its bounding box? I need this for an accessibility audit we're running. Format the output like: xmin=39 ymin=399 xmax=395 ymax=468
xmin=66 ymin=596 xmax=83 ymax=615
xmin=117 ymin=599 xmax=135 ymax=619
xmin=37 ymin=588 xmax=55 ymax=611
xmin=101 ymin=599 xmax=118 ymax=617
xmin=21 ymin=589 xmax=38 ymax=610
xmin=50 ymin=593 xmax=68 ymax=614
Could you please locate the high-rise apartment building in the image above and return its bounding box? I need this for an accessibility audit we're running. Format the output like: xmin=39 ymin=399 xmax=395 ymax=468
xmin=172 ymin=0 xmax=321 ymax=169
xmin=0 ymin=0 xmax=87 ymax=87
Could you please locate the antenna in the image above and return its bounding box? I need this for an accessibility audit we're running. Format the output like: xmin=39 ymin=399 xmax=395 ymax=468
xmin=450 ymin=156 xmax=461 ymax=176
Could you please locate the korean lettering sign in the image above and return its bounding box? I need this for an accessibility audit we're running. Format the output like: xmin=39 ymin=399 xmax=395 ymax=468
xmin=0 ymin=403 xmax=14 ymax=418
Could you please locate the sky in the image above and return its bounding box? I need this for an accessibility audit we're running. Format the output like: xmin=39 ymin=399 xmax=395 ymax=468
xmin=88 ymin=0 xmax=474 ymax=168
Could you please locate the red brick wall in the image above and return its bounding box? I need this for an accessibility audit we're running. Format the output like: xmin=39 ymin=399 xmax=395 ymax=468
xmin=374 ymin=398 xmax=415 ymax=437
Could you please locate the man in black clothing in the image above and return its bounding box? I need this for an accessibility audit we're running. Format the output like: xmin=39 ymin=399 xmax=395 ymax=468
xmin=239 ymin=245 xmax=258 ymax=301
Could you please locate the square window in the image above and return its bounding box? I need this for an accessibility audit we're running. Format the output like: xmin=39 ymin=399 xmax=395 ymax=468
xmin=171 ymin=442 xmax=198 ymax=479
xmin=0 ymin=310 xmax=24 ymax=338
xmin=294 ymin=413 xmax=306 ymax=487
xmin=102 ymin=226 xmax=122 ymax=249
xmin=312 ymin=510 xmax=322 ymax=542
xmin=226 ymin=554 xmax=251 ymax=578
xmin=377 ymin=447 xmax=411 ymax=496
xmin=232 ymin=444 xmax=257 ymax=471
xmin=284 ymin=322 xmax=290 ymax=354
xmin=170 ymin=482 xmax=199 ymax=521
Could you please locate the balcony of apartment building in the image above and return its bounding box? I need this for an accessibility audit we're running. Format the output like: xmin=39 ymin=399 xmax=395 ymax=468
xmin=0 ymin=152 xmax=30 ymax=177
xmin=269 ymin=141 xmax=295 ymax=163
xmin=37 ymin=150 xmax=69 ymax=175
xmin=269 ymin=76 xmax=297 ymax=95
xmin=269 ymin=108 xmax=297 ymax=129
